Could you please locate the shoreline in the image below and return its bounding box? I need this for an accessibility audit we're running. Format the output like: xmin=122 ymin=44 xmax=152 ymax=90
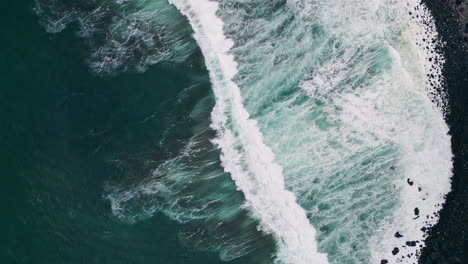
xmin=419 ymin=0 xmax=468 ymax=263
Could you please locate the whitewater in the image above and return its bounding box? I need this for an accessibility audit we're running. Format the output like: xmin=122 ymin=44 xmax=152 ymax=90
xmin=164 ymin=0 xmax=452 ymax=263
xmin=168 ymin=0 xmax=329 ymax=263
xmin=35 ymin=0 xmax=454 ymax=263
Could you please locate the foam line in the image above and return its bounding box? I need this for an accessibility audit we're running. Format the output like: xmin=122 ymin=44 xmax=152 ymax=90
xmin=168 ymin=0 xmax=329 ymax=263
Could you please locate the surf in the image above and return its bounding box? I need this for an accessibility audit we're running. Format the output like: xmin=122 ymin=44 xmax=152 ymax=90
xmin=35 ymin=0 xmax=454 ymax=263
xmin=168 ymin=0 xmax=329 ymax=263
xmin=207 ymin=0 xmax=452 ymax=263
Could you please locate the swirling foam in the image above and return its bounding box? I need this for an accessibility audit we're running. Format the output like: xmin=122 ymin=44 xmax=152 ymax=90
xmin=214 ymin=0 xmax=452 ymax=263
xmin=34 ymin=0 xmax=196 ymax=74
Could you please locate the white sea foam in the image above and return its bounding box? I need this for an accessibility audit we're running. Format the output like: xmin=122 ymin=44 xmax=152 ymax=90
xmin=369 ymin=1 xmax=453 ymax=263
xmin=168 ymin=0 xmax=329 ymax=263
xmin=208 ymin=0 xmax=452 ymax=263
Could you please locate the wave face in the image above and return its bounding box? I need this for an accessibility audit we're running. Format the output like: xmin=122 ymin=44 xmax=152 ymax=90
xmin=36 ymin=0 xmax=453 ymax=263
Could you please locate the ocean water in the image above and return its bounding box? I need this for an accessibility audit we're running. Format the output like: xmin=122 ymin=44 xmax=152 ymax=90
xmin=1 ymin=0 xmax=458 ymax=264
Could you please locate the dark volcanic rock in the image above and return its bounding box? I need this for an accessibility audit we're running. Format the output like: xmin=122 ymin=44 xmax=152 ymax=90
xmin=406 ymin=241 xmax=418 ymax=247
xmin=407 ymin=178 xmax=414 ymax=186
xmin=418 ymin=0 xmax=468 ymax=264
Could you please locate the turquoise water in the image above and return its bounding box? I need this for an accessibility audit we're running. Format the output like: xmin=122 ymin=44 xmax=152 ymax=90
xmin=2 ymin=0 xmax=454 ymax=264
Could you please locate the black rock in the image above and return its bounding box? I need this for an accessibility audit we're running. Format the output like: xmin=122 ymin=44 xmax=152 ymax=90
xmin=380 ymin=260 xmax=388 ymax=264
xmin=407 ymin=178 xmax=414 ymax=186
xmin=395 ymin=232 xmax=404 ymax=238
xmin=392 ymin=247 xmax=399 ymax=255
xmin=414 ymin=207 xmax=420 ymax=216
xmin=406 ymin=241 xmax=417 ymax=247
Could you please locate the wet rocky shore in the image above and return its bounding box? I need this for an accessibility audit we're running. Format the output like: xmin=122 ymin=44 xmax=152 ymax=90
xmin=419 ymin=0 xmax=468 ymax=263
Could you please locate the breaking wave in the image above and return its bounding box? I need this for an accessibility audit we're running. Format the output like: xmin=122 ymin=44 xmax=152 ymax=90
xmin=36 ymin=0 xmax=453 ymax=263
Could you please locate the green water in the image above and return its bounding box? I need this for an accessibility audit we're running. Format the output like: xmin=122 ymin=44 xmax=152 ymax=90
xmin=0 ymin=1 xmax=225 ymax=263
xmin=1 ymin=0 xmax=455 ymax=264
